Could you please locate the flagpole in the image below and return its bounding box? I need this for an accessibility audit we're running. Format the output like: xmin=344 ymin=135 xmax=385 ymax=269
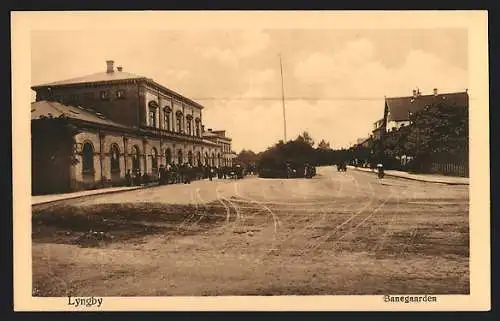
xmin=279 ymin=54 xmax=287 ymax=142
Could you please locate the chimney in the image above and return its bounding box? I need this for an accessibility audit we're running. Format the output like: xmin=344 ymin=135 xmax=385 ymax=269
xmin=433 ymin=88 xmax=438 ymax=96
xmin=412 ymin=89 xmax=417 ymax=97
xmin=201 ymin=125 xmax=205 ymax=133
xmin=106 ymin=60 xmax=114 ymax=73
xmin=117 ymin=66 xmax=123 ymax=72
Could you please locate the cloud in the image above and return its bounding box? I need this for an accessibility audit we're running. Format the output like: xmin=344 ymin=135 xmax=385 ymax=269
xmin=203 ymin=99 xmax=284 ymax=152
xmin=294 ymin=39 xmax=467 ymax=98
xmin=290 ymin=39 xmax=468 ymax=147
xmin=201 ymin=48 xmax=239 ymax=67
xmin=200 ymin=30 xmax=271 ymax=67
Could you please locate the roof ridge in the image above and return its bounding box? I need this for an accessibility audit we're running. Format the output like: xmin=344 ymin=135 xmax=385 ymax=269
xmin=33 ymin=70 xmax=146 ymax=88
xmin=386 ymin=91 xmax=468 ymax=100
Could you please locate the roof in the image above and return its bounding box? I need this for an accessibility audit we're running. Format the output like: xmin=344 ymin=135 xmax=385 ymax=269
xmin=31 ymin=100 xmax=128 ymax=129
xmin=201 ymin=139 xmax=219 ymax=146
xmin=32 ymin=71 xmax=145 ymax=87
xmin=31 ymin=70 xmax=205 ymax=110
xmin=385 ymin=91 xmax=468 ymax=122
xmin=202 ymin=132 xmax=218 ymax=138
xmin=203 ymin=130 xmax=232 ymax=141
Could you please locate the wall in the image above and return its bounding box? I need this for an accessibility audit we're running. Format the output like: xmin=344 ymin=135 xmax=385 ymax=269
xmin=64 ymin=127 xmax=222 ymax=192
xmin=142 ymin=84 xmax=203 ymax=137
xmin=32 ymin=119 xmax=74 ymax=195
xmin=35 ymin=81 xmax=143 ymax=127
xmin=386 ymin=120 xmax=410 ymax=132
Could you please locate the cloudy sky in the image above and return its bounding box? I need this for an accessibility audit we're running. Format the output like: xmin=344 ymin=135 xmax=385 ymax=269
xmin=31 ymin=28 xmax=468 ymax=152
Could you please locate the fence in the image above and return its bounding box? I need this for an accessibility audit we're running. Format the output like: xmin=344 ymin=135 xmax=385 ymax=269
xmin=423 ymin=153 xmax=469 ymax=177
xmin=429 ymin=159 xmax=469 ymax=177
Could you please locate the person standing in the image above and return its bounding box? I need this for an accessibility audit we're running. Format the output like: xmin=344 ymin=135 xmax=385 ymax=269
xmin=209 ymin=166 xmax=214 ymax=181
xmin=159 ymin=165 xmax=165 ymax=185
xmin=185 ymin=163 xmax=191 ymax=184
xmin=125 ymin=169 xmax=132 ymax=186
xmin=165 ymin=163 xmax=172 ymax=184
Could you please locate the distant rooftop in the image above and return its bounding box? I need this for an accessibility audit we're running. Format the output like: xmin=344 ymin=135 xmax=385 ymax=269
xmin=203 ymin=128 xmax=232 ymax=140
xmin=385 ymin=89 xmax=468 ymax=122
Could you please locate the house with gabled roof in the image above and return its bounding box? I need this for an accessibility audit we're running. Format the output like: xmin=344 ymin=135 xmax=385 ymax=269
xmin=383 ymin=88 xmax=469 ymax=132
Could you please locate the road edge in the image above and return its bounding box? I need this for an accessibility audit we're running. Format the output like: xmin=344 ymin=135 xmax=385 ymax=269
xmin=31 ymin=185 xmax=152 ymax=207
xmin=347 ymin=166 xmax=469 ymax=186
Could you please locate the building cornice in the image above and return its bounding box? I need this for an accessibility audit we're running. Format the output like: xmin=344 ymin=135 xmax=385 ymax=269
xmin=32 ymin=77 xmax=205 ymax=110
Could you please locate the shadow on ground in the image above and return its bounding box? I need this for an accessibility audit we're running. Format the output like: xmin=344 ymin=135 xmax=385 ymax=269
xmin=32 ymin=202 xmax=228 ymax=247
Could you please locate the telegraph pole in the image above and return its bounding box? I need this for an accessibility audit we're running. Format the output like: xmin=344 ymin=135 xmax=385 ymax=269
xmin=279 ymin=54 xmax=287 ymax=142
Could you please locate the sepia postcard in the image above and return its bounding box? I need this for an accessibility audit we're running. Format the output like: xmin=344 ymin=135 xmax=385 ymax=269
xmin=12 ymin=10 xmax=490 ymax=311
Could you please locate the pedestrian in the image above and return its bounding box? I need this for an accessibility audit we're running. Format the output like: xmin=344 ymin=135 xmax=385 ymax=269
xmin=125 ymin=169 xmax=132 ymax=186
xmin=159 ymin=165 xmax=165 ymax=185
xmin=173 ymin=164 xmax=180 ymax=184
xmin=186 ymin=163 xmax=192 ymax=184
xmin=377 ymin=163 xmax=385 ymax=179
xmin=134 ymin=168 xmax=142 ymax=186
xmin=209 ymin=167 xmax=214 ymax=181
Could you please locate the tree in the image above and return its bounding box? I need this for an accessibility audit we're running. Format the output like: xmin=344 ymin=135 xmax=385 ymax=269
xmin=296 ymin=131 xmax=315 ymax=147
xmin=235 ymin=149 xmax=259 ymax=167
xmin=317 ymin=139 xmax=331 ymax=150
xmin=400 ymin=102 xmax=468 ymax=172
xmin=405 ymin=102 xmax=468 ymax=156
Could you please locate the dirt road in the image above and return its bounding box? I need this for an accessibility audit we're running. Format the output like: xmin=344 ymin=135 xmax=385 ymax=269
xmin=32 ymin=166 xmax=469 ymax=296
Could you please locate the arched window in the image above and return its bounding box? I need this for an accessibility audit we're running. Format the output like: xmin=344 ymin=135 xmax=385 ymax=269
xmin=217 ymin=153 xmax=221 ymax=167
xmin=151 ymin=147 xmax=158 ymax=171
xmin=110 ymin=144 xmax=120 ymax=173
xmin=211 ymin=152 xmax=215 ymax=167
xmin=177 ymin=149 xmax=183 ymax=164
xmin=186 ymin=117 xmax=192 ymax=136
xmin=165 ymin=148 xmax=172 ymax=164
xmin=148 ymin=101 xmax=158 ymax=127
xmin=187 ymin=151 xmax=193 ymax=166
xmin=176 ymin=111 xmax=183 ymax=133
xmin=82 ymin=142 xmax=94 ymax=173
xmin=163 ymin=110 xmax=171 ymax=131
xmin=204 ymin=152 xmax=209 ymax=166
xmin=195 ymin=118 xmax=201 ymax=137
xmin=132 ymin=145 xmax=141 ymax=171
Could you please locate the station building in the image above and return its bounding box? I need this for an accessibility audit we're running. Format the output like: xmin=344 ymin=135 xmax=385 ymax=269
xmin=31 ymin=60 xmax=234 ymax=194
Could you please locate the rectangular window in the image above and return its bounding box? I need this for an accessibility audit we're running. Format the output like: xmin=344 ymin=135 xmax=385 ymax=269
xmin=70 ymin=94 xmax=79 ymax=103
xmin=100 ymin=91 xmax=110 ymax=100
xmin=116 ymin=89 xmax=126 ymax=99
